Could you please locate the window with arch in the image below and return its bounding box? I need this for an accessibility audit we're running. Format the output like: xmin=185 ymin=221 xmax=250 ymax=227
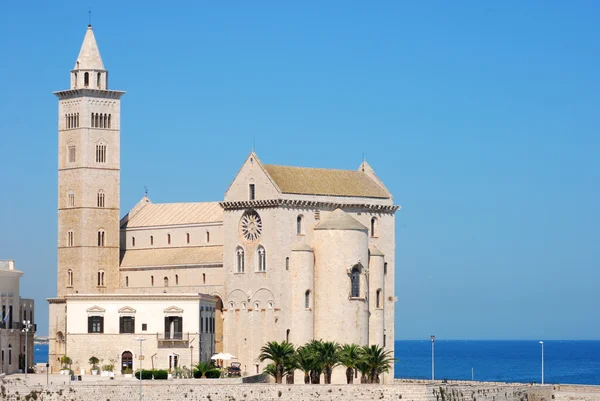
xmin=167 ymin=234 xmax=171 ymax=245
xmin=164 ymin=277 xmax=169 ymax=287
xmin=297 ymin=215 xmax=304 ymax=235
xmin=206 ymin=231 xmax=210 ymax=243
xmin=68 ymin=144 xmax=76 ymax=163
xmin=305 ymin=290 xmax=311 ymax=309
xmin=254 ymin=301 xmax=260 ymax=311
xmin=67 ymin=230 xmax=74 ymax=247
xmin=186 ymin=233 xmax=190 ymax=244
xmin=370 ymin=217 xmax=377 ymax=237
xmin=229 ymin=302 xmax=235 ymax=310
xmin=350 ymin=266 xmax=361 ymax=298
xmin=267 ymin=301 xmax=274 ymax=309
xmin=202 ymin=273 xmax=206 ymax=284
xmin=68 ymin=191 xmax=75 ymax=207
xmin=108 ymin=115 xmax=111 ymax=128
xmin=257 ymin=246 xmax=266 ymax=272
xmin=97 ymin=190 xmax=105 ymax=208
xmin=132 ymin=237 xmax=136 ymax=247
xmin=175 ymin=274 xmax=179 ymax=285
xmin=74 ymin=72 xmax=78 ymax=88
xmin=150 ymin=235 xmax=154 ymax=245
xmin=285 ymin=257 xmax=289 ymax=271
xmin=97 ymin=229 xmax=105 ymax=247
xmin=97 ymin=72 xmax=101 ymax=88
xmin=84 ymin=72 xmax=89 ymax=87
xmin=376 ymin=289 xmax=382 ymax=308
xmin=125 ymin=276 xmax=129 ymax=287
xmin=150 ymin=275 xmax=154 ymax=286
xmin=384 ymin=262 xmax=388 ymax=275
xmin=236 ymin=247 xmax=245 ymax=273
xmin=241 ymin=302 xmax=247 ymax=310
xmin=97 ymin=270 xmax=105 ymax=286
xmin=95 ymin=143 xmax=107 ymax=163
xmin=67 ymin=269 xmax=73 ymax=287
xmin=249 ymin=184 xmax=255 ymax=200
xmin=286 ymin=329 xmax=291 ymax=342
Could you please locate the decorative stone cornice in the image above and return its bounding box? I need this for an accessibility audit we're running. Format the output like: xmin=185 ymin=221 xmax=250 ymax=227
xmin=47 ymin=297 xmax=66 ymax=304
xmin=65 ymin=294 xmax=202 ymax=301
xmin=53 ymin=89 xmax=125 ymax=99
xmin=220 ymin=199 xmax=400 ymax=213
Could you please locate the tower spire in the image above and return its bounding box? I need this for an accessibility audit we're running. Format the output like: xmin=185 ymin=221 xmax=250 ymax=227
xmin=74 ymin=25 xmax=104 ymax=71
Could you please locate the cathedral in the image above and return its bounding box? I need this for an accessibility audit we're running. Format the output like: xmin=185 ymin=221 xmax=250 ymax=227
xmin=48 ymin=25 xmax=399 ymax=383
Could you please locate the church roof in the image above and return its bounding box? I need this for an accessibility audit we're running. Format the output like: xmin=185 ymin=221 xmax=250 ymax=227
xmin=74 ymin=25 xmax=104 ymax=70
xmin=120 ymin=246 xmax=223 ymax=268
xmin=314 ymin=208 xmax=368 ymax=231
xmin=263 ymin=164 xmax=390 ymax=199
xmin=124 ymin=202 xmax=223 ymax=228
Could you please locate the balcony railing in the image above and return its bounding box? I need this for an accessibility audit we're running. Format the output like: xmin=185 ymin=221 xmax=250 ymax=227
xmin=157 ymin=332 xmax=189 ymax=348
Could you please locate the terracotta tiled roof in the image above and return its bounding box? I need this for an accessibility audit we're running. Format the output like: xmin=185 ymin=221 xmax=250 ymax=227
xmin=263 ymin=165 xmax=390 ymax=199
xmin=124 ymin=202 xmax=223 ymax=228
xmin=120 ymin=246 xmax=223 ymax=268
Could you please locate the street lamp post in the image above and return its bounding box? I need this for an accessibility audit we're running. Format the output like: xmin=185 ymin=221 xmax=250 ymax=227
xmin=22 ymin=320 xmax=32 ymax=379
xmin=431 ymin=335 xmax=436 ymax=381
xmin=134 ymin=338 xmax=146 ymax=401
xmin=539 ymin=341 xmax=544 ymax=385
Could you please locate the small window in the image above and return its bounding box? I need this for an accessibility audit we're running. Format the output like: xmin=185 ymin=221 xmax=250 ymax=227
xmin=297 ymin=215 xmax=303 ymax=235
xmin=95 ymin=143 xmax=107 ymax=163
xmin=376 ymin=289 xmax=382 ymax=308
xmin=142 ymin=323 xmax=147 ymax=331
xmin=175 ymin=274 xmax=179 ymax=285
xmin=164 ymin=277 xmax=169 ymax=287
xmin=351 ymin=266 xmax=360 ymax=298
xmin=286 ymin=329 xmax=290 ymax=343
xmin=249 ymin=184 xmax=255 ymax=200
xmin=97 ymin=190 xmax=105 ymax=208
xmin=206 ymin=231 xmax=210 ymax=243
xmin=305 ymin=290 xmax=310 ymax=309
xmin=68 ymin=191 xmax=75 ymax=207
xmin=97 ymin=270 xmax=105 ymax=286
xmin=125 ymin=276 xmax=129 ymax=287
xmin=97 ymin=72 xmax=101 ymax=89
xmin=108 ymin=115 xmax=111 ymax=128
xmin=384 ymin=262 xmax=388 ymax=275
xmin=150 ymin=235 xmax=154 ymax=245
xmin=186 ymin=233 xmax=190 ymax=244
xmin=257 ymin=246 xmax=266 ymax=272
xmin=84 ymin=72 xmax=89 ymax=87
xmin=254 ymin=302 xmax=260 ymax=310
xmin=202 ymin=273 xmax=206 ymax=284
xmin=88 ymin=316 xmax=103 ymax=333
xmin=67 ymin=269 xmax=73 ymax=287
xmin=370 ymin=217 xmax=377 ymax=237
xmin=132 ymin=237 xmax=136 ymax=247
xmin=68 ymin=145 xmax=76 ymax=163
xmin=285 ymin=257 xmax=289 ymax=271
xmin=97 ymin=229 xmax=105 ymax=247
xmin=236 ymin=247 xmax=245 ymax=273
xmin=119 ymin=316 xmax=135 ymax=334
xmin=151 ymin=275 xmax=154 ymax=286
xmin=167 ymin=234 xmax=171 ymax=245
xmin=67 ymin=230 xmax=74 ymax=247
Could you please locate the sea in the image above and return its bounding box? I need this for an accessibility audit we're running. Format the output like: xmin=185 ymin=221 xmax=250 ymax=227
xmin=33 ymin=340 xmax=600 ymax=385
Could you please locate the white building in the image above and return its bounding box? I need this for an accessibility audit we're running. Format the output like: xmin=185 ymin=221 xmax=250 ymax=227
xmin=0 ymin=260 xmax=35 ymax=375
xmin=48 ymin=25 xmax=398 ymax=383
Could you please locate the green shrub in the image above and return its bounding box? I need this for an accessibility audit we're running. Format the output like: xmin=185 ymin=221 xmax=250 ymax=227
xmin=193 ymin=369 xmax=203 ymax=379
xmin=134 ymin=370 xmax=154 ymax=380
xmin=153 ymin=369 xmax=169 ymax=380
xmin=205 ymin=369 xmax=221 ymax=379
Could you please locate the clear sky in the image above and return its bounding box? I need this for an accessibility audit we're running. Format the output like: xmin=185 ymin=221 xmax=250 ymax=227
xmin=1 ymin=1 xmax=598 ymax=339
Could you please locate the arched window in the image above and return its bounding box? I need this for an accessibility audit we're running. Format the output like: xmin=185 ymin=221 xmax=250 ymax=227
xmin=90 ymin=113 xmax=94 ymax=127
xmin=68 ymin=144 xmax=76 ymax=163
xmin=67 ymin=269 xmax=73 ymax=287
xmin=125 ymin=276 xmax=129 ymax=287
xmin=150 ymin=236 xmax=154 ymax=245
xmin=305 ymin=290 xmax=310 ymax=309
xmin=97 ymin=270 xmax=105 ymax=286
xmin=285 ymin=257 xmax=289 ymax=271
xmin=67 ymin=230 xmax=74 ymax=247
xmin=254 ymin=301 xmax=260 ymax=311
xmin=97 ymin=72 xmax=101 ymax=88
xmin=95 ymin=142 xmax=106 ymax=163
xmin=236 ymin=247 xmax=245 ymax=273
xmin=132 ymin=237 xmax=136 ymax=247
xmin=229 ymin=302 xmax=235 ymax=310
xmin=297 ymin=215 xmax=303 ymax=235
xmin=104 ymin=114 xmax=108 ymax=128
xmin=167 ymin=234 xmax=171 ymax=245
xmin=376 ymin=289 xmax=382 ymax=308
xmin=74 ymin=72 xmax=78 ymax=88
xmin=97 ymin=229 xmax=105 ymax=247
xmin=108 ymin=114 xmax=111 ymax=128
xmin=241 ymin=302 xmax=247 ymax=310
xmin=206 ymin=231 xmax=210 ymax=243
xmin=351 ymin=266 xmax=360 ymax=298
xmin=286 ymin=329 xmax=290 ymax=343
xmin=257 ymin=246 xmax=266 ymax=272
xmin=370 ymin=217 xmax=377 ymax=237
xmin=97 ymin=190 xmax=105 ymax=207
xmin=202 ymin=273 xmax=206 ymax=284
xmin=186 ymin=233 xmax=190 ymax=244
xmin=84 ymin=72 xmax=89 ymax=87
xmin=95 ymin=113 xmax=99 ymax=128
xmin=164 ymin=277 xmax=169 ymax=287
xmin=384 ymin=262 xmax=388 ymax=275
xmin=175 ymin=274 xmax=179 ymax=285
xmin=150 ymin=276 xmax=154 ymax=286
xmin=68 ymin=191 xmax=75 ymax=207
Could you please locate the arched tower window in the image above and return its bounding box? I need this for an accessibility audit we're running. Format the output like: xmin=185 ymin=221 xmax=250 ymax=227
xmin=202 ymin=273 xmax=206 ymax=284
xmin=206 ymin=231 xmax=210 ymax=243
xmin=297 ymin=215 xmax=304 ymax=235
xmin=257 ymin=246 xmax=266 ymax=272
xmin=350 ymin=266 xmax=361 ymax=298
xmin=186 ymin=233 xmax=190 ymax=244
xmin=150 ymin=236 xmax=154 ymax=245
xmin=97 ymin=190 xmax=105 ymax=208
xmin=97 ymin=72 xmax=101 ymax=89
xmin=384 ymin=262 xmax=388 ymax=275
xmin=108 ymin=115 xmax=111 ymax=128
xmin=125 ymin=276 xmax=129 ymax=287
xmin=97 ymin=270 xmax=105 ymax=286
xmin=67 ymin=191 xmax=75 ymax=207
xmin=97 ymin=229 xmax=105 ymax=247
xmin=68 ymin=143 xmax=76 ymax=163
xmin=175 ymin=275 xmax=179 ymax=285
xmin=132 ymin=237 xmax=136 ymax=247
xmin=151 ymin=276 xmax=154 ymax=286
xmin=371 ymin=217 xmax=377 ymax=237
xmin=305 ymin=290 xmax=311 ymax=309
xmin=84 ymin=72 xmax=89 ymax=87
xmin=167 ymin=234 xmax=171 ymax=244
xmin=95 ymin=142 xmax=107 ymax=163
xmin=236 ymin=247 xmax=245 ymax=273
xmin=67 ymin=269 xmax=73 ymax=287
xmin=376 ymin=289 xmax=382 ymax=308
xmin=67 ymin=230 xmax=74 ymax=247
xmin=164 ymin=277 xmax=169 ymax=287
xmin=285 ymin=257 xmax=289 ymax=271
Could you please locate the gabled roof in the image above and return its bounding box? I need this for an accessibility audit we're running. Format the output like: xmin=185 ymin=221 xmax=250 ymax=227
xmin=118 ymin=306 xmax=137 ymax=314
xmin=123 ymin=202 xmax=223 ymax=228
xmin=263 ymin=164 xmax=390 ymax=199
xmin=314 ymin=208 xmax=368 ymax=231
xmin=120 ymin=246 xmax=223 ymax=268
xmin=74 ymin=25 xmax=104 ymax=70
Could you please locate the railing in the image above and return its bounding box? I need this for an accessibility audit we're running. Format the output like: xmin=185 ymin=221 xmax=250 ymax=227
xmin=0 ymin=322 xmax=36 ymax=331
xmin=157 ymin=332 xmax=190 ymax=347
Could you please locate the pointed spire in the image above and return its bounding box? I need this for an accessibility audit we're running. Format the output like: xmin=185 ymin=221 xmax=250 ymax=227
xmin=74 ymin=25 xmax=105 ymax=70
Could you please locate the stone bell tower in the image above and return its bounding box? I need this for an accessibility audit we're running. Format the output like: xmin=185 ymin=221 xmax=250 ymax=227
xmin=54 ymin=25 xmax=125 ymax=296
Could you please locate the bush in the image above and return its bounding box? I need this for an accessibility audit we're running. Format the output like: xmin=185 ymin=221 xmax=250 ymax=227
xmin=205 ymin=369 xmax=221 ymax=379
xmin=134 ymin=370 xmax=154 ymax=380
xmin=153 ymin=370 xmax=169 ymax=380
xmin=193 ymin=369 xmax=203 ymax=379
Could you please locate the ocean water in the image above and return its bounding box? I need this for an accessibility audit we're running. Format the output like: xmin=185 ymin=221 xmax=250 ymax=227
xmin=34 ymin=341 xmax=600 ymax=385
xmin=395 ymin=340 xmax=600 ymax=385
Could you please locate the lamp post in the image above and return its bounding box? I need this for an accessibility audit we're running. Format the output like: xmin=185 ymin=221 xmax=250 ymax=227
xmin=430 ymin=335 xmax=435 ymax=381
xmin=134 ymin=338 xmax=146 ymax=401
xmin=539 ymin=341 xmax=544 ymax=385
xmin=22 ymin=320 xmax=32 ymax=379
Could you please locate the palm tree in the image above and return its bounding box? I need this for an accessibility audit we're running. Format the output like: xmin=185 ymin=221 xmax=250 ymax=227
xmin=284 ymin=357 xmax=298 ymax=384
xmin=263 ymin=363 xmax=277 ymax=381
xmin=356 ymin=360 xmax=370 ymax=384
xmin=259 ymin=341 xmax=295 ymax=384
xmin=295 ymin=346 xmax=314 ymax=384
xmin=316 ymin=341 xmax=340 ymax=384
xmin=362 ymin=345 xmax=396 ymax=384
xmin=338 ymin=344 xmax=362 ymax=384
xmin=194 ymin=361 xmax=211 ymax=378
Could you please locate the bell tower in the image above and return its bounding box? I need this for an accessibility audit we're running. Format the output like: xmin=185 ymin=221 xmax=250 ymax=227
xmin=55 ymin=25 xmax=125 ymax=296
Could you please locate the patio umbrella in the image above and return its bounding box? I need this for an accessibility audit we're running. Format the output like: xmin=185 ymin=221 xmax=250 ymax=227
xmin=210 ymin=353 xmax=225 ymax=360
xmin=221 ymin=353 xmax=236 ymax=360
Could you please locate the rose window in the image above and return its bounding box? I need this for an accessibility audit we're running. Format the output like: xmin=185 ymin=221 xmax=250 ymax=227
xmin=240 ymin=210 xmax=262 ymax=242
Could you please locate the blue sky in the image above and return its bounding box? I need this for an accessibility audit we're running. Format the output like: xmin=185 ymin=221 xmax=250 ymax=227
xmin=0 ymin=1 xmax=598 ymax=339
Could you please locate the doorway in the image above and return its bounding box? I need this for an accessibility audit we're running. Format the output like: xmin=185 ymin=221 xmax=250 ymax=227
xmin=169 ymin=354 xmax=179 ymax=370
xmin=121 ymin=351 xmax=133 ymax=373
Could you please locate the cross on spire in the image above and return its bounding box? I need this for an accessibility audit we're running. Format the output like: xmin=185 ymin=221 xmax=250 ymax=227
xmin=88 ymin=7 xmax=92 ymax=26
